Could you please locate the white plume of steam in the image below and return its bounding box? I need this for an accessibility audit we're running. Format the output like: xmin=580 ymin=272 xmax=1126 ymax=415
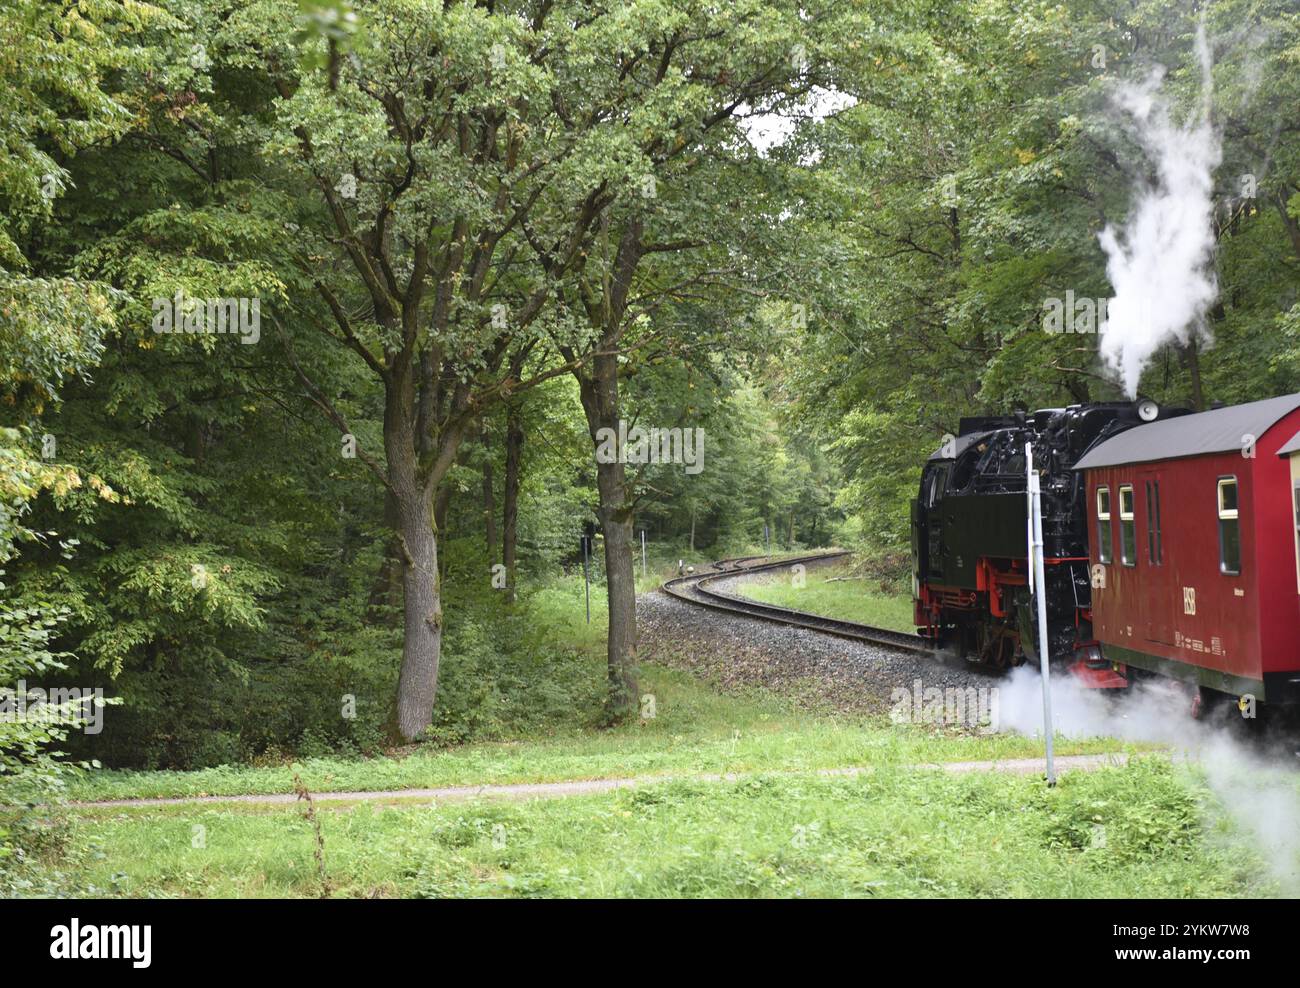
xmin=996 ymin=666 xmax=1300 ymax=894
xmin=1098 ymin=21 xmax=1222 ymax=398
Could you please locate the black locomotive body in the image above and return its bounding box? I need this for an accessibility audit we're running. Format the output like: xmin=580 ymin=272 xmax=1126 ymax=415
xmin=911 ymin=402 xmax=1178 ymax=669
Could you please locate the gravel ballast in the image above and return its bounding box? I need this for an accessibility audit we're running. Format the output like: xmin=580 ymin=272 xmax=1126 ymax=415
xmin=640 ymin=566 xmax=1000 ymax=715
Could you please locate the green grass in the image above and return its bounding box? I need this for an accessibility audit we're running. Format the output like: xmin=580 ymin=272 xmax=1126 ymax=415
xmin=740 ymin=563 xmax=915 ymax=632
xmin=32 ymin=650 xmax=1281 ymax=899
xmin=55 ymin=757 xmax=1277 ymax=898
xmin=65 ymin=664 xmax=1135 ymax=803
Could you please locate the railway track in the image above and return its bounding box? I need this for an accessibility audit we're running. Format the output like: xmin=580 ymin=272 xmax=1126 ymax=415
xmin=662 ymin=552 xmax=936 ymax=656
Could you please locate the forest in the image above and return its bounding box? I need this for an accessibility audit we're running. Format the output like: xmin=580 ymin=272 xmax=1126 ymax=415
xmin=2 ymin=0 xmax=1299 ymax=904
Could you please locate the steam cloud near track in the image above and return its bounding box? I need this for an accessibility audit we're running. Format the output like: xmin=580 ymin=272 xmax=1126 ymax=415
xmin=997 ymin=666 xmax=1300 ymax=894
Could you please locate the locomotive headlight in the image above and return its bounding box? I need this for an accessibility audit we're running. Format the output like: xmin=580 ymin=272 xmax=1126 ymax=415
xmin=1136 ymin=398 xmax=1160 ymax=422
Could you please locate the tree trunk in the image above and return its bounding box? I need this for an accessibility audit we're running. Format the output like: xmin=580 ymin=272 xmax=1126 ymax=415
xmin=482 ymin=437 xmax=498 ymax=569
xmin=392 ymin=485 xmax=442 ymax=741
xmin=1183 ymin=340 xmax=1205 ymax=411
xmin=1276 ymin=191 xmax=1300 ymax=263
xmin=367 ymin=535 xmax=403 ymax=612
xmin=577 ymin=350 xmax=638 ymax=722
xmin=367 ymin=491 xmax=404 ymax=616
xmin=502 ymin=405 xmax=523 ymax=603
xmin=433 ymin=486 xmax=452 ymax=586
xmin=689 ymin=506 xmax=696 ymax=552
xmin=565 ymin=216 xmax=644 ymax=723
xmin=595 ymin=465 xmax=638 ymax=721
xmin=1065 ymin=375 xmax=1091 ymax=403
xmin=385 ymin=371 xmax=450 ymax=742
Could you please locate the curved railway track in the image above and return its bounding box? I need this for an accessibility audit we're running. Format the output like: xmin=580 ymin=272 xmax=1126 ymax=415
xmin=663 ymin=556 xmax=1300 ymax=758
xmin=662 ymin=552 xmax=935 ymax=656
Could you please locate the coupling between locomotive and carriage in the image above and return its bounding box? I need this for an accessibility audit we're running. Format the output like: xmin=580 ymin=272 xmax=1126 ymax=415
xmin=911 ymin=394 xmax=1300 ymax=715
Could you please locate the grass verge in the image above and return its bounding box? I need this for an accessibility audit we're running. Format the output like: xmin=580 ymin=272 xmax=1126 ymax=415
xmin=56 ymin=757 xmax=1276 ymax=898
xmin=739 ymin=563 xmax=915 ymax=632
xmin=65 ymin=665 xmax=1135 ymax=803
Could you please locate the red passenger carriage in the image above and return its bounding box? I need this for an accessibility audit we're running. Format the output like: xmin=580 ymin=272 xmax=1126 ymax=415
xmin=1075 ymin=394 xmax=1300 ymax=706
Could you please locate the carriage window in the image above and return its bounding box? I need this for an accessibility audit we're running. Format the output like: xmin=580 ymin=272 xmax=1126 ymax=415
xmin=1119 ymin=485 xmax=1136 ymax=566
xmin=1218 ymin=477 xmax=1240 ymax=575
xmin=1294 ymin=481 xmax=1300 ymax=593
xmin=1096 ymin=487 xmax=1112 ymax=564
xmin=1145 ymin=480 xmax=1163 ymax=564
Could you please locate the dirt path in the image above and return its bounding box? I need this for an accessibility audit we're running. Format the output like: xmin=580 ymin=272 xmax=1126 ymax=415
xmin=72 ymin=753 xmax=1128 ymax=810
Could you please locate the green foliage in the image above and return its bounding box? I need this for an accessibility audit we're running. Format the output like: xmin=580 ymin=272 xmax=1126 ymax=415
xmin=58 ymin=573 xmax=611 ymax=770
xmin=782 ymin=0 xmax=1300 ymax=558
xmin=0 ymin=0 xmax=168 ymax=270
xmin=1 ymin=0 xmax=1298 ymax=779
xmin=0 ymin=277 xmax=117 ymax=410
xmin=0 ymin=430 xmax=102 ymax=886
xmin=1035 ymin=757 xmax=1203 ymax=865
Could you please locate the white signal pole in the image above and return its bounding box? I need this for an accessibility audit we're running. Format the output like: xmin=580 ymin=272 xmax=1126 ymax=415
xmin=1026 ymin=443 xmax=1057 ymax=785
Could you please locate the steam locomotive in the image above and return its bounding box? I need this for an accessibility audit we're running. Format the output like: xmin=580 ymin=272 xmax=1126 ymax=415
xmin=911 ymin=395 xmax=1300 ymax=711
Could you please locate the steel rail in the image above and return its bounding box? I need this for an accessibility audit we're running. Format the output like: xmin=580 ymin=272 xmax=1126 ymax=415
xmin=662 ymin=552 xmax=935 ymax=655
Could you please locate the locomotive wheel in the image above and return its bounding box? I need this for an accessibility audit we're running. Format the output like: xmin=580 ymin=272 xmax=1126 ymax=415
xmin=1188 ymin=687 xmax=1250 ymax=739
xmin=972 ymin=622 xmax=1015 ymax=669
xmin=1190 ymin=686 xmax=1228 ymax=721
